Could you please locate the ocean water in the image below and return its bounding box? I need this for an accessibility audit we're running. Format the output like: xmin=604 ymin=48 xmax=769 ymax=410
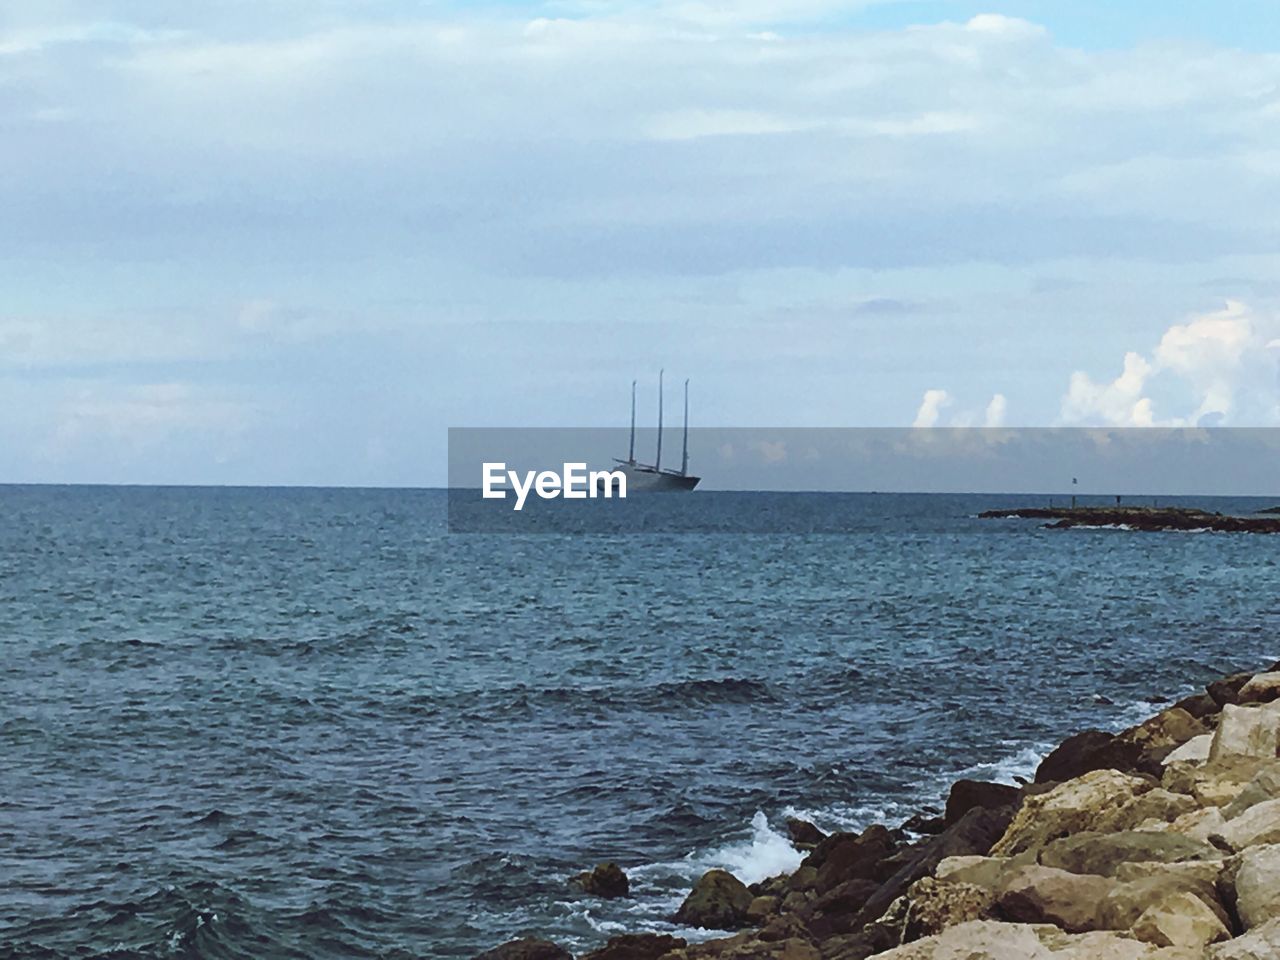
xmin=2 ymin=486 xmax=1278 ymax=959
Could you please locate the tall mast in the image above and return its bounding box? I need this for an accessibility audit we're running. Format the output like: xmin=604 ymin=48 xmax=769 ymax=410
xmin=655 ymin=369 xmax=664 ymax=471
xmin=682 ymin=378 xmax=689 ymax=476
xmin=628 ymin=379 xmax=636 ymax=463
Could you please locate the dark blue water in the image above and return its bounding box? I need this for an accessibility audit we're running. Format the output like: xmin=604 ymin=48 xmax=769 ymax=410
xmin=2 ymin=487 xmax=1278 ymax=958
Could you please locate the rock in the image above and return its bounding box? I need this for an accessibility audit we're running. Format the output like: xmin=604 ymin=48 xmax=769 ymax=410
xmin=1131 ymin=891 xmax=1230 ymax=948
xmin=1208 ymin=673 xmax=1255 ymax=708
xmin=1038 ymin=831 xmax=1223 ymax=877
xmin=1163 ymin=735 xmax=1212 ymax=766
xmin=945 ymin=780 xmax=1020 ymax=826
xmin=852 ymin=806 xmax=1013 ymax=930
xmin=1113 ymin=860 xmax=1224 ymax=886
xmin=664 ymin=930 xmax=819 ymax=959
xmin=1223 ymin=765 xmax=1280 ymax=820
xmin=1166 ymin=806 xmax=1228 ymax=844
xmin=571 ymin=862 xmax=630 ymax=898
xmin=788 ymin=867 xmax=818 ymax=892
xmin=474 ymin=939 xmax=573 ymax=960
xmin=1209 ymin=917 xmax=1280 ymax=959
xmin=1122 ymin=708 xmax=1210 ymax=766
xmin=1035 ymin=730 xmax=1127 ymax=784
xmin=865 ymin=919 xmax=1178 ymax=959
xmin=899 ymin=877 xmax=997 ymax=940
xmin=582 ymin=933 xmax=688 ymax=960
xmin=1097 ymin=874 xmax=1229 ymax=930
xmin=1219 ymin=798 xmax=1280 ymax=850
xmin=1094 ymin=788 xmax=1199 ymax=834
xmin=899 ymin=813 xmax=946 ymax=837
xmin=935 ymin=855 xmax=1020 ymax=889
xmin=787 ymin=818 xmax=827 ymax=848
xmin=991 ymin=769 xmax=1154 ymax=856
xmin=1164 ymin=757 xmax=1273 ymax=807
xmin=1173 ymin=692 xmax=1221 ymax=721
xmin=796 ymin=877 xmax=878 ymax=938
xmin=1238 ymin=672 xmax=1280 ymax=705
xmin=674 ymin=869 xmax=755 ymax=930
xmin=1233 ymin=843 xmax=1280 ymax=929
xmin=806 ymin=826 xmax=897 ymax=893
xmin=747 ymin=896 xmax=780 ymax=923
xmin=1209 ymin=704 xmax=1280 ymax=761
xmin=995 ymin=864 xmax=1115 ymax=932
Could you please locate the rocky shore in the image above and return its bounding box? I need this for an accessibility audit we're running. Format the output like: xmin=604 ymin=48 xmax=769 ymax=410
xmin=978 ymin=507 xmax=1280 ymax=534
xmin=477 ymin=662 xmax=1280 ymax=960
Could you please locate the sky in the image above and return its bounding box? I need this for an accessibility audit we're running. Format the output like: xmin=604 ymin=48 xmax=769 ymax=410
xmin=2 ymin=1 xmax=1280 ymax=485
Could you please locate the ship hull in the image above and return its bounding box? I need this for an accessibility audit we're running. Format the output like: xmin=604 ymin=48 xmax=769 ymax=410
xmin=600 ymin=464 xmax=700 ymax=493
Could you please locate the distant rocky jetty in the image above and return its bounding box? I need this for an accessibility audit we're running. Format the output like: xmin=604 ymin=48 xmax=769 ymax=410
xmin=477 ymin=663 xmax=1280 ymax=960
xmin=980 ymin=506 xmax=1280 ymax=534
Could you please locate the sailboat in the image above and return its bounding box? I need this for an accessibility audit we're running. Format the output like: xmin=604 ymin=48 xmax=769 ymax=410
xmin=610 ymin=371 xmax=700 ymax=492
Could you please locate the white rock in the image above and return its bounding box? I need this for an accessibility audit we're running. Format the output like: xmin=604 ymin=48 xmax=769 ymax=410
xmin=1164 ymin=734 xmax=1212 ymax=766
xmin=1234 ymin=843 xmax=1280 ymax=930
xmin=1208 ymin=917 xmax=1280 ymax=959
xmin=1208 ymin=704 xmax=1280 ymax=762
xmin=1220 ymin=798 xmax=1280 ymax=850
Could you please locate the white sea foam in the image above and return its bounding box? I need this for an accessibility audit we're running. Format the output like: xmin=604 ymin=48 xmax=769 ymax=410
xmin=705 ymin=810 xmax=804 ymax=885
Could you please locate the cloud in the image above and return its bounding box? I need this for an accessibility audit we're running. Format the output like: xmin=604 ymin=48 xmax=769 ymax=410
xmin=1060 ymin=301 xmax=1280 ymax=426
xmin=913 ymin=388 xmax=950 ymax=427
xmin=984 ymin=393 xmax=1006 ymax=427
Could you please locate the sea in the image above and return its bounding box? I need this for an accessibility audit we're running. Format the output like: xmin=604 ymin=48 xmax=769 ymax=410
xmin=2 ymin=486 xmax=1278 ymax=959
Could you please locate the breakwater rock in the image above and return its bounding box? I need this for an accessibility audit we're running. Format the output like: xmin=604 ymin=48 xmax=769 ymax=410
xmin=477 ymin=664 xmax=1280 ymax=959
xmin=978 ymin=507 xmax=1280 ymax=533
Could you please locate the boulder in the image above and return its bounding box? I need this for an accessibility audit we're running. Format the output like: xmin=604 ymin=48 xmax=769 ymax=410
xmin=1166 ymin=806 xmax=1228 ymax=844
xmin=995 ymin=864 xmax=1115 ymax=932
xmin=1113 ymin=860 xmax=1225 ymax=886
xmin=787 ymin=818 xmax=827 ymax=848
xmin=899 ymin=813 xmax=946 ymax=837
xmin=866 ymin=919 xmax=1179 ymax=959
xmin=804 ymin=825 xmax=897 ymax=894
xmin=1173 ymin=692 xmax=1221 ymax=721
xmin=796 ymin=878 xmax=878 ymax=939
xmin=1208 ymin=917 xmax=1280 ymax=959
xmin=1208 ymin=704 xmax=1280 ymax=761
xmin=945 ymin=781 xmax=1020 ymax=826
xmin=851 ymin=806 xmax=1013 ymax=930
xmin=1223 ymin=765 xmax=1280 ymax=820
xmin=935 ymin=855 xmax=1023 ymax=889
xmin=674 ymin=869 xmax=755 ymax=930
xmin=1130 ymin=891 xmax=1230 ymax=948
xmin=990 ymin=769 xmax=1154 ymax=856
xmin=1219 ymin=798 xmax=1280 ymax=851
xmin=1122 ymin=708 xmax=1210 ymax=766
xmin=1094 ymin=788 xmax=1199 ymax=834
xmin=1208 ymin=673 xmax=1255 ymax=708
xmin=1035 ymin=730 xmax=1127 ymax=784
xmin=746 ymin=896 xmax=780 ymax=923
xmin=1233 ymin=843 xmax=1280 ymax=930
xmin=1163 ymin=757 xmax=1273 ymax=807
xmin=1038 ymin=831 xmax=1222 ymax=877
xmin=1237 ymin=672 xmax=1280 ymax=705
xmin=571 ymin=862 xmax=630 ymax=898
xmin=899 ymin=877 xmax=997 ymax=940
xmin=663 ymin=930 xmax=819 ymax=959
xmin=1163 ymin=735 xmax=1212 ymax=766
xmin=474 ymin=939 xmax=573 ymax=960
xmin=582 ymin=933 xmax=688 ymax=960
xmin=1097 ymin=874 xmax=1227 ymax=931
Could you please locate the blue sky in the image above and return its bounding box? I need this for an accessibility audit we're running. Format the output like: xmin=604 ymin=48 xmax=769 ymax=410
xmin=2 ymin=1 xmax=1280 ymax=484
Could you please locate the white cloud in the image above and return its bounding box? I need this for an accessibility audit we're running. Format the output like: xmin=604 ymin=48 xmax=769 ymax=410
xmin=984 ymin=392 xmax=1006 ymax=427
xmin=1060 ymin=301 xmax=1280 ymax=426
xmin=913 ymin=388 xmax=950 ymax=427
